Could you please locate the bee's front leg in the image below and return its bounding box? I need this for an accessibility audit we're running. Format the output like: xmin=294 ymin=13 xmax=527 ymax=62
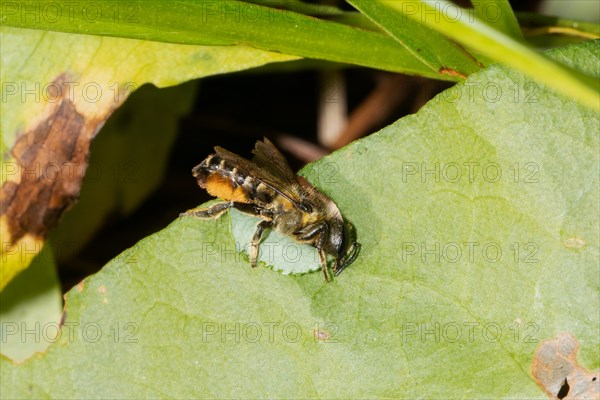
xmin=295 ymin=222 xmax=330 ymax=282
xmin=250 ymin=220 xmax=272 ymax=268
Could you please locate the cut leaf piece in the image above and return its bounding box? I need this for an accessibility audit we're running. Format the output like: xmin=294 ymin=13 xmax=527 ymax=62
xmin=229 ymin=208 xmax=321 ymax=275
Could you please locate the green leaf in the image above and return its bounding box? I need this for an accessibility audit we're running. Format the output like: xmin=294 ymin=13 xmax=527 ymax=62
xmin=0 ymin=246 xmax=62 ymax=362
xmin=2 ymin=41 xmax=598 ymax=398
xmin=241 ymin=0 xmax=346 ymax=17
xmin=379 ymin=0 xmax=600 ymax=111
xmin=0 ymin=0 xmax=458 ymax=80
xmin=348 ymin=0 xmax=483 ymax=78
xmin=472 ymin=0 xmax=523 ymax=40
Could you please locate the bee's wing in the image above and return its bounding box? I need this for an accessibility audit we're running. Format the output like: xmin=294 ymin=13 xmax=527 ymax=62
xmin=251 ymin=138 xmax=298 ymax=185
xmin=214 ymin=143 xmax=305 ymax=209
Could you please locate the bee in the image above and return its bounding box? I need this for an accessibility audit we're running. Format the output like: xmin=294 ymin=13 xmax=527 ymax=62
xmin=181 ymin=138 xmax=360 ymax=282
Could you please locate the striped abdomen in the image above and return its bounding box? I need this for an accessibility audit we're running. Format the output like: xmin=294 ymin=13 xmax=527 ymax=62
xmin=192 ymin=154 xmax=276 ymax=205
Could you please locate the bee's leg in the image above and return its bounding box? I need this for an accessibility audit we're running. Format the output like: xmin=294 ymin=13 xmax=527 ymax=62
xmin=316 ymin=231 xmax=332 ymax=282
xmin=295 ymin=222 xmax=330 ymax=282
xmin=318 ymin=249 xmax=330 ymax=282
xmin=230 ymin=202 xmax=264 ymax=218
xmin=181 ymin=202 xmax=265 ymax=220
xmin=230 ymin=203 xmax=272 ymax=268
xmin=249 ymin=220 xmax=272 ymax=268
xmin=335 ymin=241 xmax=360 ymax=277
xmin=180 ymin=201 xmax=233 ymax=219
xmin=294 ymin=222 xmax=327 ymax=241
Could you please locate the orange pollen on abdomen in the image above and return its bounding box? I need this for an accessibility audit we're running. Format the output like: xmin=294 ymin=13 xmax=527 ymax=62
xmin=205 ymin=173 xmax=250 ymax=203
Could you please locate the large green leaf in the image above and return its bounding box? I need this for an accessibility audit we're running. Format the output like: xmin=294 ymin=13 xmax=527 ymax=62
xmin=2 ymin=41 xmax=598 ymax=398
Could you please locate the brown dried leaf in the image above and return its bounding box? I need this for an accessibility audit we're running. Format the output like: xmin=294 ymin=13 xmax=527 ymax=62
xmin=532 ymin=333 xmax=599 ymax=399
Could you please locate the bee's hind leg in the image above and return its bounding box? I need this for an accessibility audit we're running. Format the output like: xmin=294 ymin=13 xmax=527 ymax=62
xmin=180 ymin=201 xmax=233 ymax=219
xmin=181 ymin=201 xmax=272 ymax=269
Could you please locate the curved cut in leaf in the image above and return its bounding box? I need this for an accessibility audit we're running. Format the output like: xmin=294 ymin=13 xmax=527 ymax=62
xmin=0 ymin=26 xmax=298 ymax=290
xmin=49 ymin=82 xmax=198 ymax=260
xmin=1 ymin=41 xmax=598 ymax=398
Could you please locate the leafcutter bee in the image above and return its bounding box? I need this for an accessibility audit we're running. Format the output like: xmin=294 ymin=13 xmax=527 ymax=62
xmin=181 ymin=138 xmax=360 ymax=281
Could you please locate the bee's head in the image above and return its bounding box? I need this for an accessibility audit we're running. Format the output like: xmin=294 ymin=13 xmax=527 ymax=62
xmin=325 ymin=210 xmax=360 ymax=277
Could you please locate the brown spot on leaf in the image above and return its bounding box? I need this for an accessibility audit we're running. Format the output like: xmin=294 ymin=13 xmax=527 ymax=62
xmin=532 ymin=333 xmax=599 ymax=399
xmin=0 ymin=73 xmax=121 ymax=245
xmin=313 ymin=328 xmax=331 ymax=341
xmin=439 ymin=67 xmax=467 ymax=79
xmin=564 ymin=237 xmax=585 ymax=249
xmin=98 ymin=285 xmax=108 ymax=303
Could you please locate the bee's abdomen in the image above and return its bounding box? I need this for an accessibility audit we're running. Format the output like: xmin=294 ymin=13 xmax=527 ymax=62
xmin=192 ymin=155 xmax=241 ymax=186
xmin=192 ymin=154 xmax=274 ymax=204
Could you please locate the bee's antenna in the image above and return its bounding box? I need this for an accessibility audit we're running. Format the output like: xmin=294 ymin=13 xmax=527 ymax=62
xmin=334 ymin=241 xmax=360 ymax=276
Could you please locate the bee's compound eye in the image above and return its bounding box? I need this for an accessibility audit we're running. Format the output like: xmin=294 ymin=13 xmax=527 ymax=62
xmin=325 ymin=219 xmax=345 ymax=257
xmin=342 ymin=222 xmax=352 ymax=250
